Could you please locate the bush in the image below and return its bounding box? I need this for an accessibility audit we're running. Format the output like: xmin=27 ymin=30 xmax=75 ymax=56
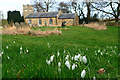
xmin=106 ymin=21 xmax=120 ymax=26
xmin=79 ymin=18 xmax=99 ymax=24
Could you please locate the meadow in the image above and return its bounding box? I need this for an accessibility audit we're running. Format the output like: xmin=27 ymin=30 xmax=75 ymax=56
xmin=1 ymin=26 xmax=119 ymax=79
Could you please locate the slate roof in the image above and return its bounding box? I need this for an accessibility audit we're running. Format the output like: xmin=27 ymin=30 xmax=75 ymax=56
xmin=25 ymin=12 xmax=59 ymax=18
xmin=58 ymin=13 xmax=75 ymax=19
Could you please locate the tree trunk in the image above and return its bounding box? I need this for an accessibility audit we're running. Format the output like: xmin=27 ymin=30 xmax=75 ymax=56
xmin=86 ymin=2 xmax=91 ymax=18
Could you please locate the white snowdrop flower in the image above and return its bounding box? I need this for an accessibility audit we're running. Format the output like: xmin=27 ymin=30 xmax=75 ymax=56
xmin=71 ymin=57 xmax=74 ymax=60
xmin=63 ymin=50 xmax=65 ymax=53
xmin=75 ymin=64 xmax=77 ymax=67
xmin=95 ymin=51 xmax=96 ymax=53
xmin=65 ymin=60 xmax=71 ymax=69
xmin=20 ymin=51 xmax=22 ymax=54
xmin=1 ymin=52 xmax=3 ymax=54
xmin=47 ymin=43 xmax=49 ymax=46
xmin=65 ymin=55 xmax=69 ymax=60
xmin=72 ymin=63 xmax=76 ymax=70
xmin=81 ymin=70 xmax=86 ymax=78
xmin=6 ymin=46 xmax=8 ymax=49
xmin=83 ymin=56 xmax=87 ymax=64
xmin=26 ymin=50 xmax=28 ymax=53
xmin=100 ymin=52 xmax=103 ymax=55
xmin=108 ymin=61 xmax=109 ymax=63
xmin=98 ymin=49 xmax=100 ymax=53
xmin=14 ymin=41 xmax=15 ymax=43
xmin=74 ymin=55 xmax=79 ymax=61
xmin=20 ymin=46 xmax=22 ymax=50
xmin=7 ymin=56 xmax=10 ymax=60
xmin=58 ymin=62 xmax=61 ymax=67
xmin=66 ymin=55 xmax=69 ymax=58
xmin=79 ymin=56 xmax=82 ymax=62
xmin=58 ymin=68 xmax=61 ymax=73
xmin=46 ymin=60 xmax=51 ymax=65
xmin=50 ymin=55 xmax=54 ymax=62
xmin=115 ymin=46 xmax=117 ymax=48
xmin=57 ymin=51 xmax=60 ymax=57
xmin=95 ymin=53 xmax=97 ymax=55
xmin=78 ymin=54 xmax=81 ymax=58
xmin=93 ymin=77 xmax=96 ymax=80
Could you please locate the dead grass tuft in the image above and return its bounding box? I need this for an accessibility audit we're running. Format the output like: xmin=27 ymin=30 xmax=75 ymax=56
xmin=1 ymin=27 xmax=62 ymax=36
xmin=84 ymin=22 xmax=107 ymax=30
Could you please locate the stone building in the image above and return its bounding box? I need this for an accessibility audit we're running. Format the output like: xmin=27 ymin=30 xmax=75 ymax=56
xmin=23 ymin=4 xmax=79 ymax=27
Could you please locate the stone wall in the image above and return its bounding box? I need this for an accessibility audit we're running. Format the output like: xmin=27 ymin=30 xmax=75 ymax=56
xmin=25 ymin=17 xmax=58 ymax=27
xmin=23 ymin=5 xmax=34 ymax=18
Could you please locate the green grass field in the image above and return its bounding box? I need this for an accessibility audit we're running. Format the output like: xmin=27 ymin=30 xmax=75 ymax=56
xmin=1 ymin=26 xmax=119 ymax=79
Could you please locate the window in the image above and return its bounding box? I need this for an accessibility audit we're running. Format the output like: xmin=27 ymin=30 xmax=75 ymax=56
xmin=28 ymin=19 xmax=32 ymax=24
xmin=49 ymin=19 xmax=53 ymax=25
xmin=38 ymin=19 xmax=42 ymax=26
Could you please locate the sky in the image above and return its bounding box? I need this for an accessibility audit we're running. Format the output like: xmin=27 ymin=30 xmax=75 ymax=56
xmin=0 ymin=0 xmax=117 ymax=19
xmin=0 ymin=0 xmax=31 ymax=19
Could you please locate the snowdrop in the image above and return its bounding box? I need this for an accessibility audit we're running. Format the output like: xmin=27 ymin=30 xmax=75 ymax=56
xmin=58 ymin=62 xmax=61 ymax=67
xmin=50 ymin=55 xmax=54 ymax=62
xmin=98 ymin=49 xmax=100 ymax=53
xmin=78 ymin=54 xmax=81 ymax=58
xmin=20 ymin=46 xmax=22 ymax=50
xmin=7 ymin=56 xmax=10 ymax=60
xmin=63 ymin=49 xmax=65 ymax=53
xmin=58 ymin=68 xmax=61 ymax=73
xmin=71 ymin=57 xmax=74 ymax=60
xmin=14 ymin=41 xmax=15 ymax=43
xmin=47 ymin=43 xmax=50 ymax=48
xmin=6 ymin=46 xmax=8 ymax=49
xmin=1 ymin=52 xmax=3 ymax=54
xmin=57 ymin=51 xmax=60 ymax=57
xmin=65 ymin=60 xmax=71 ymax=69
xmin=26 ymin=50 xmax=28 ymax=53
xmin=72 ymin=63 xmax=76 ymax=70
xmin=100 ymin=52 xmax=103 ymax=55
xmin=65 ymin=55 xmax=69 ymax=60
xmin=79 ymin=56 xmax=82 ymax=62
xmin=74 ymin=55 xmax=79 ymax=61
xmin=46 ymin=60 xmax=51 ymax=65
xmin=20 ymin=51 xmax=22 ymax=54
xmin=93 ymin=77 xmax=96 ymax=80
xmin=83 ymin=56 xmax=87 ymax=64
xmin=81 ymin=70 xmax=86 ymax=78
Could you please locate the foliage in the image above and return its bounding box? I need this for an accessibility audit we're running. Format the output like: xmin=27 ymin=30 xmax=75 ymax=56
xmin=1 ymin=19 xmax=8 ymax=26
xmin=7 ymin=11 xmax=24 ymax=25
xmin=79 ymin=18 xmax=99 ymax=24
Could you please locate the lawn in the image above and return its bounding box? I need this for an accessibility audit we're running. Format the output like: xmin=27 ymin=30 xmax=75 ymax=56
xmin=1 ymin=26 xmax=119 ymax=79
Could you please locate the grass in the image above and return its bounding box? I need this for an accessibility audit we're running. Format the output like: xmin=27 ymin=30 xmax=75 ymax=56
xmin=1 ymin=26 xmax=119 ymax=79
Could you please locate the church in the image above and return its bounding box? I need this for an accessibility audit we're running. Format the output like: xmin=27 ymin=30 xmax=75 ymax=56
xmin=23 ymin=4 xmax=79 ymax=27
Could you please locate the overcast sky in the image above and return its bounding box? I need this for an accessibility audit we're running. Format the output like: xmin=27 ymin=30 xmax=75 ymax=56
xmin=0 ymin=0 xmax=31 ymax=19
xmin=0 ymin=0 xmax=118 ymax=19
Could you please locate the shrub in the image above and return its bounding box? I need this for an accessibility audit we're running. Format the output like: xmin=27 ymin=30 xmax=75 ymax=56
xmin=79 ymin=18 xmax=99 ymax=24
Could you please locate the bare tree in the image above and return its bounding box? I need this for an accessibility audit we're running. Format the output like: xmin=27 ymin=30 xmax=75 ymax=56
xmin=91 ymin=1 xmax=120 ymax=22
xmin=33 ymin=0 xmax=55 ymax=12
xmin=58 ymin=2 xmax=71 ymax=13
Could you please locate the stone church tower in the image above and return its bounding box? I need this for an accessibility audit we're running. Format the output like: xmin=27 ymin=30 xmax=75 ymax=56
xmin=23 ymin=4 xmax=34 ymax=18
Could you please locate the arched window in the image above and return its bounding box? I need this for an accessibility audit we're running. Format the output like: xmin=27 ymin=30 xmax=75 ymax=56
xmin=49 ymin=19 xmax=53 ymax=25
xmin=28 ymin=19 xmax=31 ymax=24
xmin=38 ymin=19 xmax=42 ymax=25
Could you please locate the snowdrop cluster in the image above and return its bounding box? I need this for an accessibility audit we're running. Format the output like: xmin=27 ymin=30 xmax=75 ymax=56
xmin=46 ymin=55 xmax=55 ymax=65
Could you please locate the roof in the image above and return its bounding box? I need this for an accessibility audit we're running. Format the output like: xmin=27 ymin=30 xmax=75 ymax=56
xmin=25 ymin=12 xmax=59 ymax=18
xmin=58 ymin=13 xmax=75 ymax=19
